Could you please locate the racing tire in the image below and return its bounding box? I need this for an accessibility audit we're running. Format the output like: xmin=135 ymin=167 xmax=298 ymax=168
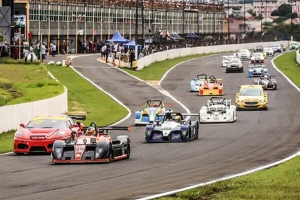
xmin=108 ymin=145 xmax=114 ymax=162
xmin=126 ymin=144 xmax=130 ymax=159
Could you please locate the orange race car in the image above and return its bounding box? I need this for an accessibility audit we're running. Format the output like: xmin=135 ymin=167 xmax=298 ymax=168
xmin=199 ymin=75 xmax=223 ymax=96
xmin=51 ymin=122 xmax=130 ymax=164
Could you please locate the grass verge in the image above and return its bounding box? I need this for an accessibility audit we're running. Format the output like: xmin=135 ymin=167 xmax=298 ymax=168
xmin=274 ymin=51 xmax=300 ymax=87
xmin=157 ymin=51 xmax=300 ymax=200
xmin=0 ymin=63 xmax=64 ymax=106
xmin=159 ymin=156 xmax=300 ymax=200
xmin=0 ymin=130 xmax=15 ymax=154
xmin=46 ymin=66 xmax=128 ymax=126
xmin=121 ymin=54 xmax=215 ymax=80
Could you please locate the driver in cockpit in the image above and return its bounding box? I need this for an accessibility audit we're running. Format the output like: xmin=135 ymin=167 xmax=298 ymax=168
xmin=153 ymin=102 xmax=159 ymax=107
xmin=174 ymin=115 xmax=182 ymax=123
xmin=85 ymin=126 xmax=96 ymax=136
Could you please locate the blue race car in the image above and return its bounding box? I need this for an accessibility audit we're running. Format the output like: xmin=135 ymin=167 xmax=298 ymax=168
xmin=190 ymin=73 xmax=208 ymax=92
xmin=134 ymin=100 xmax=173 ymax=126
xmin=248 ymin=64 xmax=268 ymax=77
xmin=144 ymin=112 xmax=199 ymax=143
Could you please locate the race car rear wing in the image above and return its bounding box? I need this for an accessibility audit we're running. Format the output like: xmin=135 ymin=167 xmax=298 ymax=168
xmin=81 ymin=126 xmax=130 ymax=133
xmin=157 ymin=112 xmax=200 ymax=117
xmin=68 ymin=115 xmax=86 ymax=121
xmin=98 ymin=126 xmax=131 ymax=133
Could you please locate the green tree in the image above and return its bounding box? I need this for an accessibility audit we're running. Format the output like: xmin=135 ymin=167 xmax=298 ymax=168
xmin=271 ymin=10 xmax=279 ymax=16
xmin=278 ymin=4 xmax=292 ymax=16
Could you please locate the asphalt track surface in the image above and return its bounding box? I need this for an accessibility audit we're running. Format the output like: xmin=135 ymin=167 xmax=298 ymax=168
xmin=1 ymin=52 xmax=300 ymax=200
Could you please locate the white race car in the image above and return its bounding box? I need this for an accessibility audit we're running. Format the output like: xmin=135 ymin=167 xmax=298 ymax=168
xmin=199 ymin=97 xmax=237 ymax=123
xmin=237 ymin=49 xmax=251 ymax=60
xmin=251 ymin=52 xmax=264 ymax=64
xmin=222 ymin=55 xmax=235 ymax=67
xmin=263 ymin=47 xmax=274 ymax=56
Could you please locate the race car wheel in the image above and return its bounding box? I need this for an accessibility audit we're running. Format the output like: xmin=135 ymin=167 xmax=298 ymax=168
xmin=126 ymin=144 xmax=130 ymax=159
xmin=108 ymin=145 xmax=114 ymax=162
xmin=274 ymin=85 xmax=277 ymax=90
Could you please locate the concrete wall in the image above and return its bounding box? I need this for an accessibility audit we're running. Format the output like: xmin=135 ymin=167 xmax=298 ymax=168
xmin=137 ymin=41 xmax=290 ymax=70
xmin=296 ymin=50 xmax=300 ymax=65
xmin=0 ymin=87 xmax=68 ymax=133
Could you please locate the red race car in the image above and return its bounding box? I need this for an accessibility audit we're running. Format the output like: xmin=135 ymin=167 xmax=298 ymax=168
xmin=14 ymin=114 xmax=86 ymax=154
xmin=199 ymin=75 xmax=224 ymax=96
xmin=51 ymin=122 xmax=131 ymax=164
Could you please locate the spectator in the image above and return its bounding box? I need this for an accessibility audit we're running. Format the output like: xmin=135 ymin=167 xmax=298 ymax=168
xmin=51 ymin=43 xmax=56 ymax=57
xmin=41 ymin=42 xmax=46 ymax=62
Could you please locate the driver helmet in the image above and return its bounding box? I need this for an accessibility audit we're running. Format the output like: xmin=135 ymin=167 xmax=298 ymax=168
xmin=86 ymin=126 xmax=95 ymax=135
xmin=174 ymin=115 xmax=181 ymax=123
xmin=153 ymin=102 xmax=159 ymax=107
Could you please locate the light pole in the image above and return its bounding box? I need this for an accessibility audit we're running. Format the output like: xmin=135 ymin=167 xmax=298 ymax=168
xmin=141 ymin=0 xmax=144 ymax=41
xmin=135 ymin=0 xmax=138 ymax=45
xmin=227 ymin=0 xmax=230 ymax=44
xmin=243 ymin=0 xmax=246 ymax=34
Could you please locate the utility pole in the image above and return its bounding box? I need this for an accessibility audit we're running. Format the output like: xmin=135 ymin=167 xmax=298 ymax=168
xmin=290 ymin=4 xmax=293 ymax=41
xmin=182 ymin=2 xmax=185 ymax=34
xmin=141 ymin=0 xmax=144 ymax=41
xmin=135 ymin=0 xmax=138 ymax=44
xmin=227 ymin=0 xmax=230 ymax=44
xmin=243 ymin=0 xmax=246 ymax=33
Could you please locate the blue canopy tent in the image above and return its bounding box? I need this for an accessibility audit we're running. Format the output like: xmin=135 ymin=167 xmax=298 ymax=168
xmin=124 ymin=40 xmax=142 ymax=50
xmin=185 ymin=32 xmax=200 ymax=39
xmin=106 ymin=31 xmax=129 ymax=43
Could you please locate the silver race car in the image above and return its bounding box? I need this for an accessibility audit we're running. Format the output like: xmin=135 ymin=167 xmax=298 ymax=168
xmin=199 ymin=97 xmax=237 ymax=123
xmin=253 ymin=74 xmax=277 ymax=90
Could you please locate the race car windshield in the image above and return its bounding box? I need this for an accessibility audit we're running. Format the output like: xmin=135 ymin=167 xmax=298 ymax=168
xmin=26 ymin=119 xmax=68 ymax=128
xmin=239 ymin=50 xmax=247 ymax=53
xmin=231 ymin=60 xmax=239 ymax=64
xmin=240 ymin=89 xmax=262 ymax=96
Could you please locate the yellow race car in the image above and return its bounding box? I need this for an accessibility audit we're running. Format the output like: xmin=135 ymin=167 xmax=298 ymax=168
xmin=235 ymin=85 xmax=268 ymax=110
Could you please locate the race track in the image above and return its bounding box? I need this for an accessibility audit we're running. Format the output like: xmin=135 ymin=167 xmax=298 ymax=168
xmin=1 ymin=53 xmax=300 ymax=200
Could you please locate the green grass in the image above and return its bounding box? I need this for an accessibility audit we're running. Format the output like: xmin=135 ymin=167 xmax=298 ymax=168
xmin=0 ymin=64 xmax=64 ymax=106
xmin=159 ymin=156 xmax=300 ymax=200
xmin=157 ymin=51 xmax=300 ymax=200
xmin=0 ymin=130 xmax=15 ymax=154
xmin=274 ymin=51 xmax=300 ymax=87
xmin=46 ymin=66 xmax=128 ymax=126
xmin=121 ymin=54 xmax=214 ymax=80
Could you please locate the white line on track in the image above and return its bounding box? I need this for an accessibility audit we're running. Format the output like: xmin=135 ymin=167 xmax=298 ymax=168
xmin=135 ymin=52 xmax=300 ymax=200
xmin=68 ymin=65 xmax=132 ymax=126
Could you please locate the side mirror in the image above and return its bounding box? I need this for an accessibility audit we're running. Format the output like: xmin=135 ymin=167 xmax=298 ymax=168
xmin=20 ymin=123 xmax=25 ymax=128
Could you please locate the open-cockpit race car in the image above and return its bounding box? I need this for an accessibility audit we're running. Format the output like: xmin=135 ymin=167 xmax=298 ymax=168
xmin=248 ymin=64 xmax=268 ymax=77
xmin=253 ymin=74 xmax=277 ymax=90
xmin=144 ymin=112 xmax=199 ymax=142
xmin=51 ymin=122 xmax=130 ymax=163
xmin=135 ymin=99 xmax=173 ymax=125
xmin=199 ymin=97 xmax=237 ymax=123
xmin=190 ymin=73 xmax=208 ymax=92
xmin=199 ymin=75 xmax=223 ymax=96
xmin=222 ymin=55 xmax=235 ymax=67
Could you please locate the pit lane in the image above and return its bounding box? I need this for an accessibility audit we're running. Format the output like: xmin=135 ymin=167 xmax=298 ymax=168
xmin=0 ymin=53 xmax=300 ymax=200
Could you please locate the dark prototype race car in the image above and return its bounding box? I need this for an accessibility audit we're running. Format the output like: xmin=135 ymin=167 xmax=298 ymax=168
xmin=145 ymin=112 xmax=199 ymax=143
xmin=51 ymin=122 xmax=130 ymax=164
